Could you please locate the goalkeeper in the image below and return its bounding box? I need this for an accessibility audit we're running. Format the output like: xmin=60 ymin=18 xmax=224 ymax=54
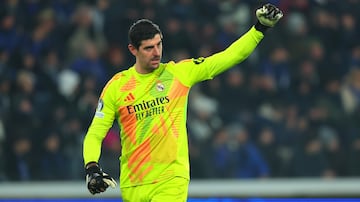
xmin=83 ymin=3 xmax=283 ymax=201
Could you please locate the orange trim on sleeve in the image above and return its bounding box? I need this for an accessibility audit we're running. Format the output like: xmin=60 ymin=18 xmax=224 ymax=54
xmin=100 ymin=73 xmax=122 ymax=98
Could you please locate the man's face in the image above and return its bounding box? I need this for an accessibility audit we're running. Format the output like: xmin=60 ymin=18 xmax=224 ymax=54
xmin=129 ymin=34 xmax=163 ymax=74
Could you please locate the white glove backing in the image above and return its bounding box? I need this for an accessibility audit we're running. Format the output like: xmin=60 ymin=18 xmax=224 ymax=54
xmin=256 ymin=3 xmax=283 ymax=27
xmin=85 ymin=163 xmax=117 ymax=195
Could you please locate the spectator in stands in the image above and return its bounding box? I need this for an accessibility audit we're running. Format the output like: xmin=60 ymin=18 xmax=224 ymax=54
xmin=66 ymin=4 xmax=107 ymax=62
xmin=5 ymin=133 xmax=36 ymax=181
xmin=319 ymin=126 xmax=347 ymax=177
xmin=257 ymin=46 xmax=291 ymax=92
xmin=289 ymin=131 xmax=332 ymax=178
xmin=39 ymin=130 xmax=67 ymax=180
xmin=211 ymin=124 xmax=269 ymax=178
xmin=256 ymin=127 xmax=282 ymax=177
xmin=0 ymin=9 xmax=23 ymax=55
xmin=340 ymin=68 xmax=360 ymax=116
xmin=69 ymin=41 xmax=108 ymax=88
xmin=347 ymin=133 xmax=360 ymax=176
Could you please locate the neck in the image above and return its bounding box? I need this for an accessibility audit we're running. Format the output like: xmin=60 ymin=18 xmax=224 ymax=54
xmin=134 ymin=63 xmax=156 ymax=74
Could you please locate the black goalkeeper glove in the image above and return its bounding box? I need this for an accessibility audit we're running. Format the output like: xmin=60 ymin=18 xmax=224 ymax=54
xmin=255 ymin=3 xmax=283 ymax=32
xmin=85 ymin=162 xmax=117 ymax=195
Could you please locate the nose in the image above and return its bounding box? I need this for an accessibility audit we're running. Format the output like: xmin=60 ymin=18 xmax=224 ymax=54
xmin=153 ymin=46 xmax=160 ymax=56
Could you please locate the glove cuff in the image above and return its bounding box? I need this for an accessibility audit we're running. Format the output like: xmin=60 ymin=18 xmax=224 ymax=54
xmin=85 ymin=162 xmax=101 ymax=175
xmin=254 ymin=21 xmax=270 ymax=33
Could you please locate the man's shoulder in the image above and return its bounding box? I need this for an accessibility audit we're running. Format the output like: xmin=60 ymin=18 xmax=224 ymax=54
xmin=105 ymin=71 xmax=127 ymax=87
xmin=161 ymin=59 xmax=193 ymax=69
xmin=110 ymin=67 xmax=132 ymax=80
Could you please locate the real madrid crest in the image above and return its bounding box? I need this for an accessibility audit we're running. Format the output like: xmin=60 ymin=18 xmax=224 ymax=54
xmin=156 ymin=81 xmax=165 ymax=91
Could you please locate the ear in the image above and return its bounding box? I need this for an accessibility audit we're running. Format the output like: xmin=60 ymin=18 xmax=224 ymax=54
xmin=128 ymin=44 xmax=137 ymax=56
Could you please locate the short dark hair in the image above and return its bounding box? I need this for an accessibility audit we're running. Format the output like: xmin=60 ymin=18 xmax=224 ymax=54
xmin=128 ymin=19 xmax=162 ymax=49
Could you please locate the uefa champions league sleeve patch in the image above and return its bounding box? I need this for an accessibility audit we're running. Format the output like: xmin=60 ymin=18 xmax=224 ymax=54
xmin=193 ymin=57 xmax=205 ymax=64
xmin=95 ymin=99 xmax=104 ymax=118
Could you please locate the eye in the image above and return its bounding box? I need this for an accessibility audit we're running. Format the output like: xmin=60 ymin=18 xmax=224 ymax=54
xmin=144 ymin=46 xmax=153 ymax=51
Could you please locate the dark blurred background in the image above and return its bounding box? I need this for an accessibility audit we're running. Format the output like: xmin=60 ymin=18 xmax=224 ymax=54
xmin=0 ymin=0 xmax=360 ymax=182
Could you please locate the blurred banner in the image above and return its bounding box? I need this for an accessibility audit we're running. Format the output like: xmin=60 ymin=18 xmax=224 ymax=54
xmin=1 ymin=179 xmax=360 ymax=199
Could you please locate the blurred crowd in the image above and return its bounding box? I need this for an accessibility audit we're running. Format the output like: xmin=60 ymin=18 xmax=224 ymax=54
xmin=1 ymin=0 xmax=360 ymax=182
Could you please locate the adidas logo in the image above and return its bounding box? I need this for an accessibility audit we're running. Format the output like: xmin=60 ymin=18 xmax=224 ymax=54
xmin=124 ymin=92 xmax=135 ymax=102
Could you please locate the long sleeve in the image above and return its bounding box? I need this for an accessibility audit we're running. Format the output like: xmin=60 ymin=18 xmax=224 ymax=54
xmin=167 ymin=26 xmax=264 ymax=87
xmin=206 ymin=26 xmax=264 ymax=77
xmin=83 ymin=75 xmax=119 ymax=166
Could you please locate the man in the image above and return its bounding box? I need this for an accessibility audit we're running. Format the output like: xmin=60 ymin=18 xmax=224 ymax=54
xmin=83 ymin=3 xmax=283 ymax=201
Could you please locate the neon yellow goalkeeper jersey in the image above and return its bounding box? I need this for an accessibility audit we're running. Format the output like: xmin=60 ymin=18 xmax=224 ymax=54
xmin=83 ymin=26 xmax=264 ymax=188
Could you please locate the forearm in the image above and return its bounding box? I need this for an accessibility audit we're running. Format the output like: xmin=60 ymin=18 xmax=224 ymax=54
xmin=207 ymin=26 xmax=264 ymax=77
xmin=83 ymin=132 xmax=103 ymax=166
xmin=83 ymin=116 xmax=113 ymax=166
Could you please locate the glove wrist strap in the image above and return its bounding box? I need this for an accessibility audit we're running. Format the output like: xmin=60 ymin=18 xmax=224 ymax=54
xmin=85 ymin=162 xmax=101 ymax=174
xmin=254 ymin=21 xmax=270 ymax=33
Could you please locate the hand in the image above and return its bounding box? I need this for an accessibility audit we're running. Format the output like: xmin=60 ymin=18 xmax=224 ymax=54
xmin=256 ymin=3 xmax=283 ymax=27
xmin=85 ymin=163 xmax=117 ymax=195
